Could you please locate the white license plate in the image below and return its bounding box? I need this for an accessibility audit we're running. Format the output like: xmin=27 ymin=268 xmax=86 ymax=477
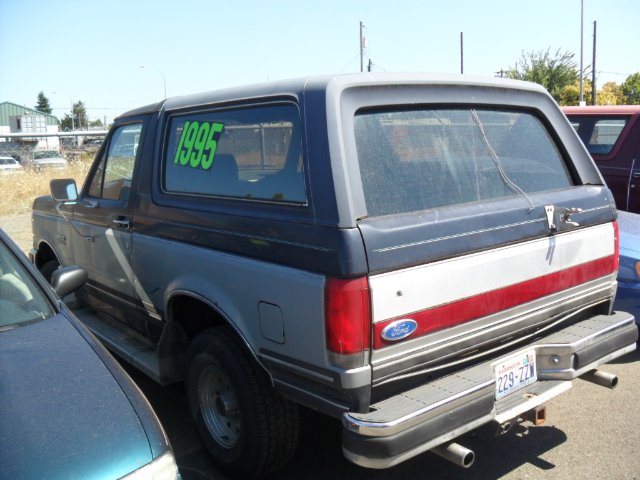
xmin=494 ymin=350 xmax=537 ymax=399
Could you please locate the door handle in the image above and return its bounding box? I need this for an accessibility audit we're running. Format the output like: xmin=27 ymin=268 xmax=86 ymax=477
xmin=112 ymin=218 xmax=131 ymax=229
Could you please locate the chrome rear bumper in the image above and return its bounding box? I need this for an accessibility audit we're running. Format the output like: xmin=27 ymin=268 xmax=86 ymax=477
xmin=342 ymin=312 xmax=637 ymax=469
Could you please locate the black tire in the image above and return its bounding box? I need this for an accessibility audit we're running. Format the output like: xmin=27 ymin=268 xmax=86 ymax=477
xmin=39 ymin=259 xmax=60 ymax=284
xmin=186 ymin=326 xmax=300 ymax=479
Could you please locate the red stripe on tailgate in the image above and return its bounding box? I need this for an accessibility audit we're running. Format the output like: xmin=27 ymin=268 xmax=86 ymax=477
xmin=373 ymin=255 xmax=616 ymax=349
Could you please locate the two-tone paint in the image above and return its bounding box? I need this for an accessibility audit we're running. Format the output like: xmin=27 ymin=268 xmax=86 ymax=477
xmin=31 ymin=73 xmax=637 ymax=470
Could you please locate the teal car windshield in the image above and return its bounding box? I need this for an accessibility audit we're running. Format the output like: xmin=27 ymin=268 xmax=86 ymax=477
xmin=0 ymin=244 xmax=54 ymax=327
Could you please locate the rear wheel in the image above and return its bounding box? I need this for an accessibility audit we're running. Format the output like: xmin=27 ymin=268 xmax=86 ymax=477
xmin=186 ymin=326 xmax=299 ymax=478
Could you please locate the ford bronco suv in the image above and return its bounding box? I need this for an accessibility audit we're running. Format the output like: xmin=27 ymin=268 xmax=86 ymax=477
xmin=31 ymin=73 xmax=637 ymax=478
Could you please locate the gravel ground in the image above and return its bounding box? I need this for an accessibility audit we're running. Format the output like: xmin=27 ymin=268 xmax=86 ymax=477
xmin=1 ymin=212 xmax=32 ymax=254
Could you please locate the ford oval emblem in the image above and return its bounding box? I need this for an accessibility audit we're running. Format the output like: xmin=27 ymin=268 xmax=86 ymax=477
xmin=381 ymin=319 xmax=418 ymax=342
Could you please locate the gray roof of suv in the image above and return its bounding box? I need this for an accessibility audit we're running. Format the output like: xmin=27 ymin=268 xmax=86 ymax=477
xmin=117 ymin=73 xmax=549 ymax=121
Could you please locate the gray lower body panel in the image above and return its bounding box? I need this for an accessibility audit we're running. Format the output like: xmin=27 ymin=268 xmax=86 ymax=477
xmin=74 ymin=306 xmax=182 ymax=384
xmin=342 ymin=312 xmax=637 ymax=469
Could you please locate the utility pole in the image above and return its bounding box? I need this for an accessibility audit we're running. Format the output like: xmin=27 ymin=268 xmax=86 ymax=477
xmin=360 ymin=21 xmax=365 ymax=72
xmin=592 ymin=21 xmax=597 ymax=105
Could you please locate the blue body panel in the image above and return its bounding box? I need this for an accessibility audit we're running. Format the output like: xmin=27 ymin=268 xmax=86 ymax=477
xmin=615 ymin=210 xmax=640 ymax=326
xmin=358 ymin=186 xmax=615 ymax=273
xmin=0 ymin=314 xmax=152 ymax=480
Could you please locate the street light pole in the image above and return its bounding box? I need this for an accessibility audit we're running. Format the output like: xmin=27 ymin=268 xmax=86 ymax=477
xmin=579 ymin=0 xmax=584 ymax=106
xmin=359 ymin=22 xmax=365 ymax=73
xmin=460 ymin=32 xmax=464 ymax=74
xmin=140 ymin=64 xmax=167 ymax=98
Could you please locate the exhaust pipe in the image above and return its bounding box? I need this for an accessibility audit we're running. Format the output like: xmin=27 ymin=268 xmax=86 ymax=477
xmin=431 ymin=442 xmax=475 ymax=468
xmin=580 ymin=369 xmax=618 ymax=389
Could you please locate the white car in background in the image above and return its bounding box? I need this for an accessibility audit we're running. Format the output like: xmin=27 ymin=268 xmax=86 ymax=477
xmin=0 ymin=156 xmax=23 ymax=173
xmin=31 ymin=150 xmax=67 ymax=169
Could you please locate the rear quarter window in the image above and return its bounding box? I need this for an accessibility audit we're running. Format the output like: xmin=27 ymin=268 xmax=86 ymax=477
xmin=163 ymin=103 xmax=306 ymax=204
xmin=354 ymin=108 xmax=573 ymax=217
xmin=569 ymin=116 xmax=630 ymax=156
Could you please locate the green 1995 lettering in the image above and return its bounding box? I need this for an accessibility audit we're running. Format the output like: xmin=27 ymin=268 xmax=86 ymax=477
xmin=174 ymin=120 xmax=224 ymax=170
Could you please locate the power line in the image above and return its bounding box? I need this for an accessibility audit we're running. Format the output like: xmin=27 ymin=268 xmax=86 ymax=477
xmin=598 ymin=71 xmax=632 ymax=77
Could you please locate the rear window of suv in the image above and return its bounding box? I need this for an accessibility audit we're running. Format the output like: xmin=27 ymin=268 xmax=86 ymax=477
xmin=354 ymin=108 xmax=573 ymax=216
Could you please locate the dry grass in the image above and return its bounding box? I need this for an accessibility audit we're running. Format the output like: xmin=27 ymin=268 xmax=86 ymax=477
xmin=0 ymin=157 xmax=93 ymax=216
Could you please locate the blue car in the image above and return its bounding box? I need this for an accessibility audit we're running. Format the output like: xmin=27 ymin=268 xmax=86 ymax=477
xmin=615 ymin=210 xmax=640 ymax=327
xmin=0 ymin=229 xmax=179 ymax=480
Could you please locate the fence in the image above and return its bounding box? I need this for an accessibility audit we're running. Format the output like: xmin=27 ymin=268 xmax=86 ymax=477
xmin=0 ymin=131 xmax=108 ymax=166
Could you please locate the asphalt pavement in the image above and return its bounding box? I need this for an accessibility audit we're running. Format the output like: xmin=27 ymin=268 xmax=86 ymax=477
xmin=7 ymin=214 xmax=636 ymax=478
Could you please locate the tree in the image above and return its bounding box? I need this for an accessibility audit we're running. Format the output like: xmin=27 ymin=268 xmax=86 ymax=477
xmin=60 ymin=114 xmax=73 ymax=131
xmin=89 ymin=118 xmax=103 ymax=128
xmin=557 ymin=79 xmax=592 ymax=106
xmin=35 ymin=91 xmax=52 ymax=114
xmin=621 ymin=73 xmax=640 ymax=104
xmin=505 ymin=48 xmax=581 ymax=102
xmin=60 ymin=101 xmax=88 ymax=130
xmin=73 ymin=101 xmax=88 ymax=129
xmin=597 ymin=82 xmax=626 ymax=105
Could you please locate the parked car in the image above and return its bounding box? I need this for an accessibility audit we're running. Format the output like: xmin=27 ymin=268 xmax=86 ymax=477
xmin=0 ymin=228 xmax=179 ymax=480
xmin=0 ymin=155 xmax=23 ymax=173
xmin=30 ymin=149 xmax=67 ymax=169
xmin=82 ymin=138 xmax=105 ymax=154
xmin=614 ymin=210 xmax=640 ymax=327
xmin=563 ymin=106 xmax=640 ymax=213
xmin=32 ymin=74 xmax=637 ymax=478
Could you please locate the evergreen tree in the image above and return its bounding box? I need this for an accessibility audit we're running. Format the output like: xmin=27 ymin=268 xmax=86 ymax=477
xmin=60 ymin=101 xmax=88 ymax=130
xmin=35 ymin=91 xmax=52 ymax=114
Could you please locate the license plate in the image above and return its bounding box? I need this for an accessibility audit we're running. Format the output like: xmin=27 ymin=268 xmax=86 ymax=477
xmin=494 ymin=350 xmax=537 ymax=399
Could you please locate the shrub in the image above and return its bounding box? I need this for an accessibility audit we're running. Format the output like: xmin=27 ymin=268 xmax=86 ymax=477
xmin=0 ymin=159 xmax=92 ymax=216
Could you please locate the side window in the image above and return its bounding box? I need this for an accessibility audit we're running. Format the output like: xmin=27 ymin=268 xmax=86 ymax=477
xmin=164 ymin=104 xmax=305 ymax=203
xmin=87 ymin=123 xmax=142 ymax=201
xmin=569 ymin=116 xmax=630 ymax=156
xmin=588 ymin=118 xmax=628 ymax=155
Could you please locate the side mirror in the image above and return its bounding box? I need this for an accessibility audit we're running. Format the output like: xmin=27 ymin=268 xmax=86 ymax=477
xmin=50 ymin=179 xmax=78 ymax=202
xmin=50 ymin=265 xmax=88 ymax=298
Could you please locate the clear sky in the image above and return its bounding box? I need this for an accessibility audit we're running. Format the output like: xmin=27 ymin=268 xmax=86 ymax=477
xmin=1 ymin=0 xmax=638 ymax=124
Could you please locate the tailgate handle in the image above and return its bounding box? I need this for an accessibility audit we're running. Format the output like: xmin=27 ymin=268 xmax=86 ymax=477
xmin=545 ymin=205 xmax=583 ymax=231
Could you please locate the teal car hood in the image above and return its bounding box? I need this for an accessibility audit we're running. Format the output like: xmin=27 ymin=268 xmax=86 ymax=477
xmin=0 ymin=313 xmax=153 ymax=480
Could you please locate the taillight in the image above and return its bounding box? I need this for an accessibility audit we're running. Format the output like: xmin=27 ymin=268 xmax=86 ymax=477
xmin=324 ymin=277 xmax=371 ymax=356
xmin=613 ymin=220 xmax=620 ymax=272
